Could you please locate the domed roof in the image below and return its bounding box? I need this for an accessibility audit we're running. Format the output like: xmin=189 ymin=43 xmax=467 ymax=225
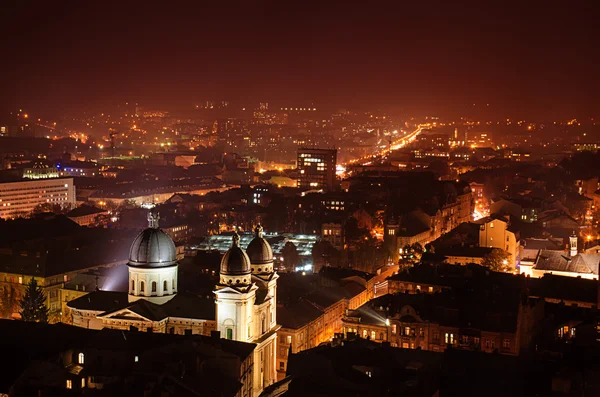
xmin=220 ymin=232 xmax=251 ymax=276
xmin=246 ymin=225 xmax=273 ymax=265
xmin=128 ymin=212 xmax=177 ymax=267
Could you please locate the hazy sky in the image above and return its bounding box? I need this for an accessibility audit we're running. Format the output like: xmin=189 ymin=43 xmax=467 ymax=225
xmin=1 ymin=0 xmax=598 ymax=118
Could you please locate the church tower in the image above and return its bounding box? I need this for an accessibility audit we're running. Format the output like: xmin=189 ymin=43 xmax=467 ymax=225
xmin=215 ymin=227 xmax=280 ymax=396
xmin=214 ymin=232 xmax=257 ymax=342
xmin=246 ymin=225 xmax=279 ymax=395
xmin=570 ymin=233 xmax=578 ymax=257
xmin=127 ymin=211 xmax=178 ymax=304
xmin=246 ymin=224 xmax=278 ymax=335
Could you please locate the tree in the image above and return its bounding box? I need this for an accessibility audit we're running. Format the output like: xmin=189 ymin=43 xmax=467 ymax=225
xmin=399 ymin=243 xmax=423 ymax=268
xmin=32 ymin=202 xmax=72 ymax=215
xmin=312 ymin=240 xmax=339 ymax=271
xmin=481 ymin=248 xmax=512 ymax=272
xmin=118 ymin=199 xmax=138 ymax=210
xmin=19 ymin=278 xmax=49 ymax=323
xmin=282 ymin=241 xmax=301 ymax=270
xmin=411 ymin=243 xmax=424 ymax=262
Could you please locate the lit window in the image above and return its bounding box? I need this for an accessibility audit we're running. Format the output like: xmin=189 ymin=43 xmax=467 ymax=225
xmin=392 ymin=324 xmax=397 ymax=334
xmin=503 ymin=339 xmax=510 ymax=349
xmin=81 ymin=378 xmax=86 ymax=388
xmin=371 ymin=331 xmax=376 ymax=340
xmin=66 ymin=380 xmax=72 ymax=389
xmin=134 ymin=355 xmax=139 ymax=362
xmin=78 ymin=352 xmax=84 ymax=364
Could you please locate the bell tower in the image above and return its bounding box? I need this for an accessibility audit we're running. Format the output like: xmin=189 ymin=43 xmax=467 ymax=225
xmin=570 ymin=233 xmax=578 ymax=257
xmin=214 ymin=233 xmax=257 ymax=342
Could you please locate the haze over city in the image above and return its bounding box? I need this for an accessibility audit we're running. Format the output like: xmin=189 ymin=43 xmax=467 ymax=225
xmin=2 ymin=1 xmax=599 ymax=118
xmin=2 ymin=2 xmax=600 ymax=397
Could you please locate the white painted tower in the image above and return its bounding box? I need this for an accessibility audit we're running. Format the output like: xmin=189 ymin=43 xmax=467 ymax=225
xmin=127 ymin=211 xmax=178 ymax=304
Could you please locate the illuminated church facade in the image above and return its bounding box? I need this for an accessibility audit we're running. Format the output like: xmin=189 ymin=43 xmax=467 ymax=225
xmin=68 ymin=213 xmax=279 ymax=396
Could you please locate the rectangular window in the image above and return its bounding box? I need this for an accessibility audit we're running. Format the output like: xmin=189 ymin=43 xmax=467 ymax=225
xmin=404 ymin=327 xmax=410 ymax=336
xmin=279 ymin=362 xmax=285 ymax=370
xmin=66 ymin=380 xmax=72 ymax=390
xmin=226 ymin=328 xmax=233 ymax=340
xmin=286 ymin=335 xmax=292 ymax=344
xmin=392 ymin=324 xmax=397 ymax=334
xmin=503 ymin=339 xmax=510 ymax=349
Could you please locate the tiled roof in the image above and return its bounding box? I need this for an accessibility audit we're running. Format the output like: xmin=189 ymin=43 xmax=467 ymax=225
xmin=67 ymin=290 xmax=129 ymax=312
xmin=534 ymin=250 xmax=600 ymax=275
xmin=278 ymin=300 xmax=323 ymax=329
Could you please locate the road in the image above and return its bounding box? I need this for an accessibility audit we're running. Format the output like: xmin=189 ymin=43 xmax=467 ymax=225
xmin=342 ymin=125 xmax=425 ymax=168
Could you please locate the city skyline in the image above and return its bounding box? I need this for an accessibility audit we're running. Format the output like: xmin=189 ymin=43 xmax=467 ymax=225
xmin=2 ymin=1 xmax=599 ymax=118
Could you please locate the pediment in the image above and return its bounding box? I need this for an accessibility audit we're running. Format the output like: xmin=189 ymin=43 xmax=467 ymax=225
xmin=98 ymin=307 xmax=155 ymax=322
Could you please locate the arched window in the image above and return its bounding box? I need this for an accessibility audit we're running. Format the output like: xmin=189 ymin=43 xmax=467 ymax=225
xmin=151 ymin=281 xmax=157 ymax=294
xmin=131 ymin=280 xmax=135 ymax=292
xmin=140 ymin=281 xmax=145 ymax=293
xmin=163 ymin=280 xmax=168 ymax=293
xmin=78 ymin=352 xmax=84 ymax=364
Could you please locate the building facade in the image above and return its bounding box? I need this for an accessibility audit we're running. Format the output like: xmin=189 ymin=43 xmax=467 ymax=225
xmin=0 ymin=177 xmax=75 ymax=219
xmin=297 ymin=148 xmax=337 ymax=191
xmin=67 ymin=217 xmax=279 ymax=397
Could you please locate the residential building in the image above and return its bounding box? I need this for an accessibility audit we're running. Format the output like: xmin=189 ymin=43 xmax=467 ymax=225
xmin=477 ymin=215 xmax=520 ymax=268
xmin=0 ymin=177 xmax=75 ymax=219
xmin=297 ymin=148 xmax=337 ymax=191
xmin=321 ymin=223 xmax=343 ymax=250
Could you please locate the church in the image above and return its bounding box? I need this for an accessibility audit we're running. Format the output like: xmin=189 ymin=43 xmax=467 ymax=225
xmin=68 ymin=212 xmax=279 ymax=396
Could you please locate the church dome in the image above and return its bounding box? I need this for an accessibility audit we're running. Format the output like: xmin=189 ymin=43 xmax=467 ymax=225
xmin=220 ymin=232 xmax=251 ymax=276
xmin=246 ymin=225 xmax=273 ymax=265
xmin=128 ymin=212 xmax=177 ymax=267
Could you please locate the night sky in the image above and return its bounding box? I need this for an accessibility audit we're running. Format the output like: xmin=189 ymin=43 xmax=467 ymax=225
xmin=1 ymin=1 xmax=598 ymax=117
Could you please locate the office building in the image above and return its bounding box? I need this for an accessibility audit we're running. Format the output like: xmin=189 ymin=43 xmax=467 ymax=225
xmin=297 ymin=148 xmax=337 ymax=191
xmin=0 ymin=177 xmax=75 ymax=219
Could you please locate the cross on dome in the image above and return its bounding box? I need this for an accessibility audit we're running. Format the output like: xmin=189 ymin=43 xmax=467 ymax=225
xmin=148 ymin=211 xmax=160 ymax=229
xmin=255 ymin=224 xmax=264 ymax=238
xmin=232 ymin=231 xmax=240 ymax=247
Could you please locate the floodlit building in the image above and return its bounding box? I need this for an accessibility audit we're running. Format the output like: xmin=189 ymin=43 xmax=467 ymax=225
xmin=67 ymin=215 xmax=279 ymax=396
xmin=0 ymin=177 xmax=75 ymax=219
